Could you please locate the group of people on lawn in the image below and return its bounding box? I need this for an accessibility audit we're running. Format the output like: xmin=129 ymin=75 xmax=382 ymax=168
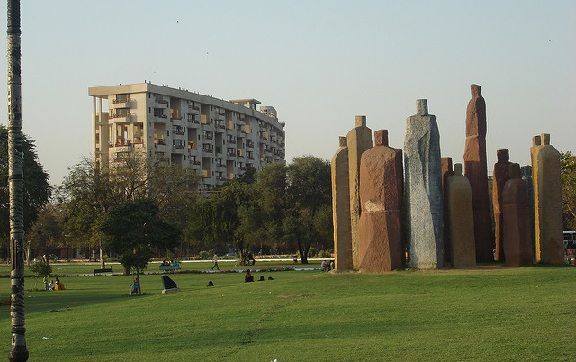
xmin=43 ymin=276 xmax=65 ymax=291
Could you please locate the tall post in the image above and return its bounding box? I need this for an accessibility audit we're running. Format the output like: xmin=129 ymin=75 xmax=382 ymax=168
xmin=7 ymin=0 xmax=29 ymax=360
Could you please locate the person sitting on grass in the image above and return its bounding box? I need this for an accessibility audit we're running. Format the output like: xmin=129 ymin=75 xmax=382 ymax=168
xmin=54 ymin=276 xmax=66 ymax=291
xmin=130 ymin=275 xmax=141 ymax=295
xmin=245 ymin=269 xmax=254 ymax=283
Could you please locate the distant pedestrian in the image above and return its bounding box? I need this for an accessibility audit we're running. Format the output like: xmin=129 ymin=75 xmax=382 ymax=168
xmin=211 ymin=254 xmax=220 ymax=270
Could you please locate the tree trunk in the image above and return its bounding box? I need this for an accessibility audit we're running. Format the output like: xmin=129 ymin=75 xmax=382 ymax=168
xmin=100 ymin=245 xmax=105 ymax=269
xmin=298 ymin=241 xmax=309 ymax=264
xmin=7 ymin=0 xmax=29 ymax=359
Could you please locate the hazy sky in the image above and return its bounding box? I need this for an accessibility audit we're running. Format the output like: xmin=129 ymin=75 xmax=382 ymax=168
xmin=0 ymin=0 xmax=575 ymax=185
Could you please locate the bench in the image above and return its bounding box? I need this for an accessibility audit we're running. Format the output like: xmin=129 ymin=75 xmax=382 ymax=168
xmin=159 ymin=263 xmax=181 ymax=273
xmin=93 ymin=268 xmax=113 ymax=276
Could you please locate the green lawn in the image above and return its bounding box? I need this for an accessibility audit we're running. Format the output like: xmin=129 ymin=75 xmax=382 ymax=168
xmin=0 ymin=267 xmax=574 ymax=361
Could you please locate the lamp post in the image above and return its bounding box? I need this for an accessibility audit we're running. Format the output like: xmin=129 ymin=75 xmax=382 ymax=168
xmin=7 ymin=0 xmax=29 ymax=360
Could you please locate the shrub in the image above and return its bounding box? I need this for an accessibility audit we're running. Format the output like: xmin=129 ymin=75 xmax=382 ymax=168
xmin=29 ymin=260 xmax=52 ymax=278
xmin=199 ymin=250 xmax=213 ymax=260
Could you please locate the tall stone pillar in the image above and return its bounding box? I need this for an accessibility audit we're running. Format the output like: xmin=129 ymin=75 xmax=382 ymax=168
xmin=463 ymin=84 xmax=493 ymax=263
xmin=346 ymin=116 xmax=373 ymax=269
xmin=441 ymin=157 xmax=454 ymax=266
xmin=492 ymin=149 xmax=514 ymax=262
xmin=404 ymin=99 xmax=444 ymax=269
xmin=331 ymin=137 xmax=353 ymax=271
xmin=358 ymin=130 xmax=404 ymax=272
xmin=446 ymin=164 xmax=476 ymax=268
xmin=521 ymin=165 xmax=535 ymax=247
xmin=502 ymin=164 xmax=533 ymax=266
xmin=531 ymin=134 xmax=563 ymax=265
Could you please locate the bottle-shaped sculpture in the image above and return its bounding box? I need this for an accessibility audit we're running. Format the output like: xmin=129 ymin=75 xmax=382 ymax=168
xmin=502 ymin=164 xmax=533 ymax=266
xmin=531 ymin=133 xmax=563 ymax=265
xmin=404 ymin=99 xmax=444 ymax=269
xmin=358 ymin=130 xmax=403 ymax=272
xmin=331 ymin=137 xmax=353 ymax=271
xmin=346 ymin=116 xmax=373 ymax=270
xmin=446 ymin=164 xmax=476 ymax=268
xmin=492 ymin=149 xmax=513 ymax=262
xmin=463 ymin=84 xmax=493 ymax=263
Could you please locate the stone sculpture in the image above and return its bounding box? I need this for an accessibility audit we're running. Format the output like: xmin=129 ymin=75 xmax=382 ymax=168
xmin=358 ymin=130 xmax=403 ymax=272
xmin=441 ymin=157 xmax=454 ymax=266
xmin=446 ymin=163 xmax=476 ymax=268
xmin=521 ymin=165 xmax=535 ymax=247
xmin=346 ymin=116 xmax=373 ymax=269
xmin=531 ymin=134 xmax=563 ymax=265
xmin=492 ymin=149 xmax=515 ymax=262
xmin=404 ymin=99 xmax=444 ymax=269
xmin=463 ymin=84 xmax=493 ymax=263
xmin=331 ymin=137 xmax=353 ymax=271
xmin=502 ymin=164 xmax=533 ymax=266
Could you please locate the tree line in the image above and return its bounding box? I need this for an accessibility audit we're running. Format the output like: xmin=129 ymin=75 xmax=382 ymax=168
xmin=1 ymin=126 xmax=333 ymax=273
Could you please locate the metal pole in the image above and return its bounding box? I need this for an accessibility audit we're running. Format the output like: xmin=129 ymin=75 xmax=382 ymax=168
xmin=7 ymin=0 xmax=29 ymax=360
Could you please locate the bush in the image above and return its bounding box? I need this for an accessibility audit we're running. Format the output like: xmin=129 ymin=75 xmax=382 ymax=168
xmin=317 ymin=249 xmax=332 ymax=258
xmin=29 ymin=260 xmax=52 ymax=278
xmin=199 ymin=250 xmax=213 ymax=260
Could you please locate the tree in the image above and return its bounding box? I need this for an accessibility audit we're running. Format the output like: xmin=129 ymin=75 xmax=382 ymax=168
xmin=284 ymin=156 xmax=332 ymax=263
xmin=6 ymin=0 xmax=29 ymax=359
xmin=59 ymin=155 xmax=200 ymax=262
xmin=0 ymin=125 xmax=51 ymax=260
xmin=25 ymin=203 xmax=64 ymax=265
xmin=100 ymin=199 xmax=180 ymax=275
xmin=58 ymin=158 xmax=114 ymax=266
xmin=561 ymin=151 xmax=576 ymax=230
xmin=255 ymin=163 xmax=287 ymax=250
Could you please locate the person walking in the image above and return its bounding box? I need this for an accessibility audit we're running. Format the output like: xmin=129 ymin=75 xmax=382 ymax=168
xmin=211 ymin=254 xmax=220 ymax=270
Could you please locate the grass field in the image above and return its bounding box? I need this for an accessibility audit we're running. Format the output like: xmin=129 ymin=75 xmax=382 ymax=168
xmin=0 ymin=266 xmax=574 ymax=361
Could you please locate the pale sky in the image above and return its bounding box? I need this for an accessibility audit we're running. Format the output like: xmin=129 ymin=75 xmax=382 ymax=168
xmin=1 ymin=0 xmax=575 ymax=185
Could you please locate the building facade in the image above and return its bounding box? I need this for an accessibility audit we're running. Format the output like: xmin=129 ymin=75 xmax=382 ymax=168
xmin=89 ymin=83 xmax=285 ymax=190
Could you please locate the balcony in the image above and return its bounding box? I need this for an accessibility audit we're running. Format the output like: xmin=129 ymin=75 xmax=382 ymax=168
xmin=191 ymin=160 xmax=201 ymax=166
xmin=246 ymin=141 xmax=255 ymax=149
xmin=201 ymin=169 xmax=209 ymax=178
xmin=173 ymin=129 xmax=185 ymax=136
xmin=109 ymin=113 xmax=134 ymax=123
xmin=156 ymin=99 xmax=168 ymax=108
xmin=187 ymin=115 xmax=199 ymax=124
xmin=110 ymin=99 xmax=131 ymax=108
xmin=202 ymin=144 xmax=214 ymax=153
xmin=237 ymin=149 xmax=245 ymax=157
xmin=203 ymin=133 xmax=214 ymax=140
xmin=200 ymin=114 xmax=210 ymax=125
xmin=227 ymin=149 xmax=236 ymax=157
xmin=188 ymin=141 xmax=196 ymax=150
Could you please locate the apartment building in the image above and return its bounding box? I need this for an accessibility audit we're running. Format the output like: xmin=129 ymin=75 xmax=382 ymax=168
xmin=89 ymin=83 xmax=285 ymax=190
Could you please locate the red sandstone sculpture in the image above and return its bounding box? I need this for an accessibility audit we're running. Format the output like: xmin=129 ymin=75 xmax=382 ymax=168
xmin=463 ymin=84 xmax=493 ymax=263
xmin=358 ymin=130 xmax=403 ymax=272
xmin=492 ymin=149 xmax=514 ymax=262
xmin=502 ymin=164 xmax=533 ymax=266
